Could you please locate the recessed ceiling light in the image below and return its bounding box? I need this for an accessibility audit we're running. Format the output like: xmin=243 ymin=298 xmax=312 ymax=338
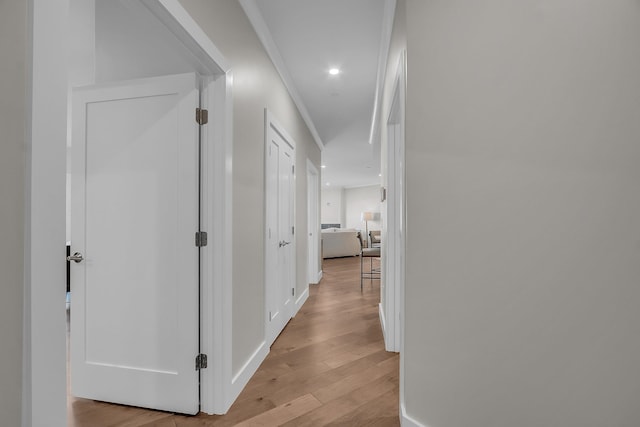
xmin=379 ymin=173 xmax=382 ymax=177
xmin=321 ymin=165 xmax=326 ymax=169
xmin=329 ymin=68 xmax=340 ymax=75
xmin=326 ymin=182 xmax=331 ymax=186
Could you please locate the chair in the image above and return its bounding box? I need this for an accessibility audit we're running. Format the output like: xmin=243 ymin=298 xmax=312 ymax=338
xmin=369 ymin=230 xmax=381 ymax=248
xmin=360 ymin=247 xmax=380 ymax=290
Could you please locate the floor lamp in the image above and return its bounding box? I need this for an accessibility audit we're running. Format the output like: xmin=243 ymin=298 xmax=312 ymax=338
xmin=361 ymin=211 xmax=374 ymax=247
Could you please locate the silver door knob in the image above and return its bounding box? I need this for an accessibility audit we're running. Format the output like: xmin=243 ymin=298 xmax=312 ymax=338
xmin=279 ymin=241 xmax=291 ymax=247
xmin=67 ymin=252 xmax=84 ymax=263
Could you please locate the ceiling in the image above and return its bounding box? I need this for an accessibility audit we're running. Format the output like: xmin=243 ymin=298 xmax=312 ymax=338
xmin=244 ymin=0 xmax=389 ymax=189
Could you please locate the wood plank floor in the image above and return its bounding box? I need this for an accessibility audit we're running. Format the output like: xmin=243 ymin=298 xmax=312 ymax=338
xmin=68 ymin=256 xmax=398 ymax=426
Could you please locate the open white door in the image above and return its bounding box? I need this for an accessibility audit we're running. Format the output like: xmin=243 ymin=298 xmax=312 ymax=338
xmin=70 ymin=73 xmax=201 ymax=414
xmin=265 ymin=112 xmax=296 ymax=346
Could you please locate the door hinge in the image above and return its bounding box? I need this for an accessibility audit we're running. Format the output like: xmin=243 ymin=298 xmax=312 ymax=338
xmin=195 ymin=231 xmax=208 ymax=247
xmin=292 ymin=288 xmax=295 ymax=296
xmin=292 ymin=165 xmax=295 ymax=174
xmin=195 ymin=354 xmax=208 ymax=370
xmin=196 ymin=108 xmax=208 ymax=125
xmin=292 ymin=226 xmax=295 ymax=235
xmin=269 ymin=311 xmax=272 ymax=321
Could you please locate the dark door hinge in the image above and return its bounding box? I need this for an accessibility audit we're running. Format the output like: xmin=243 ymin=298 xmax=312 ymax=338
xmin=195 ymin=231 xmax=208 ymax=247
xmin=196 ymin=108 xmax=208 ymax=125
xmin=195 ymin=354 xmax=208 ymax=370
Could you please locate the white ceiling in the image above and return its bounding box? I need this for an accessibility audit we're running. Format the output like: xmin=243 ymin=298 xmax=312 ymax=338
xmin=250 ymin=0 xmax=388 ymax=188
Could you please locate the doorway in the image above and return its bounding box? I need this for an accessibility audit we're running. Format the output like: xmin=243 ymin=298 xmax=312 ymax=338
xmin=28 ymin=0 xmax=233 ymax=422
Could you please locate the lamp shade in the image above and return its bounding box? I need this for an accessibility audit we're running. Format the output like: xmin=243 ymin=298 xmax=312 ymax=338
xmin=361 ymin=211 xmax=374 ymax=222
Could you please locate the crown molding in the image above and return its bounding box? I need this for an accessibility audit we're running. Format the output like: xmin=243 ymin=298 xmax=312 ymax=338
xmin=238 ymin=0 xmax=324 ymax=151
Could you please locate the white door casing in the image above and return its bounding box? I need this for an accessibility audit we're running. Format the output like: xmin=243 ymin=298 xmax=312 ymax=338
xmin=383 ymin=51 xmax=406 ymax=354
xmin=278 ymin=144 xmax=295 ymax=319
xmin=70 ymin=72 xmax=200 ymax=414
xmin=265 ymin=110 xmax=296 ymax=347
xmin=307 ymin=160 xmax=320 ymax=284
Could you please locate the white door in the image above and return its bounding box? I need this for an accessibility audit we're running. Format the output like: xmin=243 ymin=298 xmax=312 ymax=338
xmin=265 ymin=116 xmax=295 ymax=346
xmin=70 ymin=73 xmax=201 ymax=414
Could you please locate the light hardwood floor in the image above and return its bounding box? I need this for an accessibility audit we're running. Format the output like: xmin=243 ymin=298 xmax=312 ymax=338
xmin=68 ymin=256 xmax=398 ymax=426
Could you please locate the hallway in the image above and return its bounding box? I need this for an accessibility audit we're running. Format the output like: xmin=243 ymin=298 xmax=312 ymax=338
xmin=68 ymin=256 xmax=399 ymax=426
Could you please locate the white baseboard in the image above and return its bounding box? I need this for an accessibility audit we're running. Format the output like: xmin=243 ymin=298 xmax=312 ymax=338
xmin=309 ymin=270 xmax=323 ymax=284
xmin=379 ymin=303 xmax=387 ymax=342
xmin=229 ymin=341 xmax=269 ymax=408
xmin=401 ymin=402 xmax=427 ymax=427
xmin=227 ymin=285 xmax=309 ymax=410
xmin=379 ymin=303 xmax=399 ymax=352
xmin=294 ymin=286 xmax=309 ymax=315
xmin=379 ymin=303 xmax=398 ymax=353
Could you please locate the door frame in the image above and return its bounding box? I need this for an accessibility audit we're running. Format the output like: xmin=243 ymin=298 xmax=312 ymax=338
xmin=264 ymin=108 xmax=297 ymax=348
xmin=306 ymin=160 xmax=321 ymax=284
xmin=26 ymin=0 xmax=234 ymax=422
xmin=382 ymin=50 xmax=406 ymax=354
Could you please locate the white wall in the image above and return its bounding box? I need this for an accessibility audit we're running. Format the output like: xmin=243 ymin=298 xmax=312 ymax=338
xmin=67 ymin=0 xmax=95 ymax=243
xmin=344 ymin=185 xmax=381 ymax=234
xmin=68 ymin=0 xmax=95 ymax=87
xmin=178 ymin=0 xmax=321 ymax=375
xmin=0 ymin=1 xmax=26 ymax=424
xmin=321 ymin=186 xmax=381 ymax=233
xmin=404 ymin=1 xmax=640 ymax=426
xmin=94 ymin=1 xmax=198 ymax=83
xmin=321 ymin=187 xmax=344 ymax=226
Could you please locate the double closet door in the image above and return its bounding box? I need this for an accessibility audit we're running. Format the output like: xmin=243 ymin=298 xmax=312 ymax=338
xmin=265 ymin=118 xmax=295 ymax=346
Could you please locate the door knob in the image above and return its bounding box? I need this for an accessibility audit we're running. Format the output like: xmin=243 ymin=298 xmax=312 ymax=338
xmin=67 ymin=252 xmax=84 ymax=263
xmin=279 ymin=241 xmax=291 ymax=247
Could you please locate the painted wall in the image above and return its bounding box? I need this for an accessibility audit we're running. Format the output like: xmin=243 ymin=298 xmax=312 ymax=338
xmin=0 ymin=1 xmax=26 ymax=424
xmin=344 ymin=185 xmax=382 ymax=235
xmin=67 ymin=0 xmax=96 ymax=244
xmin=404 ymin=1 xmax=640 ymax=426
xmin=95 ymin=1 xmax=197 ymax=83
xmin=321 ymin=187 xmax=345 ymax=226
xmin=177 ymin=0 xmax=321 ymax=375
